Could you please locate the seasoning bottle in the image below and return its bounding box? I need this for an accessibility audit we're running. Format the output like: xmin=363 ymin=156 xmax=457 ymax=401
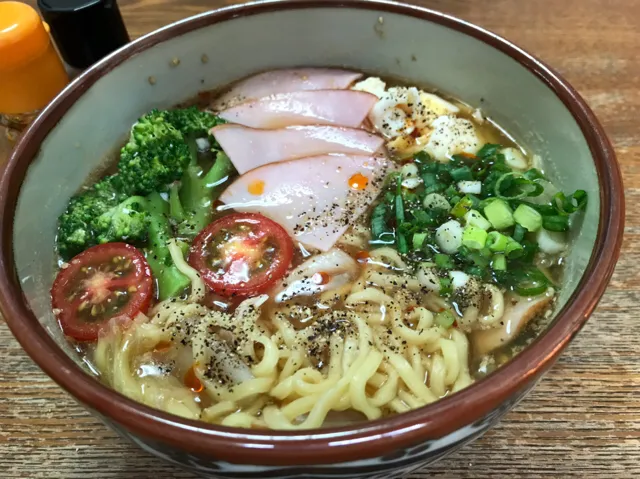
xmin=38 ymin=0 xmax=130 ymax=72
xmin=0 ymin=1 xmax=70 ymax=141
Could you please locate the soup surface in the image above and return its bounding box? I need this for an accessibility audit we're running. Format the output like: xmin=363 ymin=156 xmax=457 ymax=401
xmin=50 ymin=68 xmax=587 ymax=429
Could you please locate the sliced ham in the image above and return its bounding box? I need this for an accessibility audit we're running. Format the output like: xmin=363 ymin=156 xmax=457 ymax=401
xmin=211 ymin=125 xmax=385 ymax=174
xmin=212 ymin=68 xmax=363 ymax=110
xmin=219 ymin=155 xmax=395 ymax=251
xmin=218 ymin=90 xmax=377 ymax=129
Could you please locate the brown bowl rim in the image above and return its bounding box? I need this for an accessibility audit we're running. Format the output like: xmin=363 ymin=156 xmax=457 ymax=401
xmin=0 ymin=0 xmax=624 ymax=467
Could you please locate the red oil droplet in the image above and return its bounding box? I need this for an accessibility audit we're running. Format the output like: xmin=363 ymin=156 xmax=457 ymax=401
xmin=312 ymin=272 xmax=331 ymax=285
xmin=153 ymin=341 xmax=172 ymax=353
xmin=354 ymin=250 xmax=370 ymax=263
xmin=248 ymin=179 xmax=265 ymax=195
xmin=184 ymin=364 xmax=204 ymax=393
xmin=348 ymin=173 xmax=368 ymax=190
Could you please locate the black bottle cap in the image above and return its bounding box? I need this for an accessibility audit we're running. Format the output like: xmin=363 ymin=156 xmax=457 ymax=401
xmin=37 ymin=0 xmax=130 ymax=70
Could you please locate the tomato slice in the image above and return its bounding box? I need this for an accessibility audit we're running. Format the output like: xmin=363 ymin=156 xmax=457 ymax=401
xmin=51 ymin=243 xmax=153 ymax=342
xmin=188 ymin=213 xmax=294 ymax=297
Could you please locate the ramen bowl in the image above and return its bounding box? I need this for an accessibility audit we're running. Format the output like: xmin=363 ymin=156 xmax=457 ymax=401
xmin=0 ymin=1 xmax=623 ymax=477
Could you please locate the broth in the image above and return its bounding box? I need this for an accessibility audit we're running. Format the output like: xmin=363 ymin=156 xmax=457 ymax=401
xmin=48 ymin=68 xmax=587 ymax=429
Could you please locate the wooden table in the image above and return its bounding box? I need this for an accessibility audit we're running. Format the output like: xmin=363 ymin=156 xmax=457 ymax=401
xmin=1 ymin=0 xmax=638 ymax=477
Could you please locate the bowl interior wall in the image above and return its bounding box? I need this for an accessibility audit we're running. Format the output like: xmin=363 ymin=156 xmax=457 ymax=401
xmin=12 ymin=7 xmax=599 ymax=369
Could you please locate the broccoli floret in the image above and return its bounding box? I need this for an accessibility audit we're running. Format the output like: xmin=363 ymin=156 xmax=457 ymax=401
xmin=117 ymin=110 xmax=191 ymax=196
xmin=57 ymin=175 xmax=127 ymax=259
xmin=57 ymin=178 xmax=151 ymax=260
xmin=93 ymin=196 xmax=149 ymax=245
xmin=156 ymin=107 xmax=232 ymax=239
xmin=57 ymin=106 xmax=229 ymax=301
xmin=57 ymin=211 xmax=92 ymax=260
xmin=145 ymin=192 xmax=190 ymax=300
xmin=116 ymin=108 xmax=226 ymax=197
xmin=173 ymin=151 xmax=235 ymax=239
xmin=164 ymin=106 xmax=225 ymax=139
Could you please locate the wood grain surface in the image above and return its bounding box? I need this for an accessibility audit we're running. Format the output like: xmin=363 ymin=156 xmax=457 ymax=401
xmin=1 ymin=0 xmax=639 ymax=477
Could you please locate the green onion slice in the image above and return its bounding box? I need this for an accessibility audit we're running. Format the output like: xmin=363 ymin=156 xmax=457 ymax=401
xmin=512 ymin=267 xmax=550 ymax=296
xmin=495 ymin=172 xmax=545 ymax=200
xmin=435 ymin=310 xmax=456 ymax=328
xmin=553 ymin=190 xmax=588 ymax=215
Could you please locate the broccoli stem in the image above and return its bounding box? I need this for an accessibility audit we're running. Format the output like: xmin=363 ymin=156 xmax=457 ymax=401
xmin=178 ymin=151 xmax=234 ymax=238
xmin=145 ymin=192 xmax=190 ymax=300
xmin=169 ymin=183 xmax=185 ymax=222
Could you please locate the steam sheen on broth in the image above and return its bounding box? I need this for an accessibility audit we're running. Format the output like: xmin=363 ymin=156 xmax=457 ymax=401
xmin=50 ymin=69 xmax=587 ymax=429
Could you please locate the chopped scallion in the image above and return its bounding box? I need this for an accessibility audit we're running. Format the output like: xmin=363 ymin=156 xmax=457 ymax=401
xmin=505 ymin=238 xmax=524 ymax=259
xmin=468 ymin=253 xmax=490 ymax=268
xmin=462 ymin=226 xmax=488 ymax=250
xmin=466 ymin=265 xmax=485 ymax=277
xmin=487 ymin=231 xmax=509 ymax=252
xmin=439 ymin=277 xmax=453 ymax=296
xmin=444 ymin=184 xmax=459 ymax=200
xmin=554 ymin=190 xmax=588 ymax=215
xmin=423 ymin=193 xmax=450 ymax=211
xmin=543 ymin=215 xmax=570 ymax=232
xmin=464 ymin=209 xmax=491 ymax=230
xmin=491 ymin=254 xmax=507 ymax=271
xmin=483 ymin=199 xmax=515 ymax=230
xmin=395 ymin=177 xmax=407 ymax=253
xmin=435 ymin=310 xmax=455 ymax=328
xmin=435 ymin=253 xmax=455 ymax=269
xmin=476 ymin=143 xmax=501 ymax=159
xmin=451 ymin=195 xmax=475 ymax=218
xmin=395 ymin=196 xmax=405 ymax=223
xmin=450 ymin=166 xmax=474 ymax=182
xmin=512 ymin=267 xmax=550 ymax=296
xmin=422 ymin=172 xmax=438 ymax=187
xmin=458 ymin=180 xmax=482 ymax=194
xmin=449 ymin=166 xmax=473 ymax=181
xmin=513 ymin=204 xmax=543 ymax=232
xmin=370 ymin=202 xmax=394 ymax=246
xmin=523 ymin=168 xmax=546 ymax=181
xmin=495 ymin=172 xmax=544 ymax=199
xmin=412 ymin=232 xmax=428 ymax=250
xmin=513 ymin=223 xmax=527 ymax=242
xmin=401 ymin=162 xmax=419 ymax=178
xmin=435 ymin=220 xmax=464 ymax=253
xmin=397 ymin=232 xmax=408 ymax=254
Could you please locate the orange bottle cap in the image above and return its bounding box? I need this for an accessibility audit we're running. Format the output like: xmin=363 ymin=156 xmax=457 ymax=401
xmin=0 ymin=1 xmax=51 ymax=71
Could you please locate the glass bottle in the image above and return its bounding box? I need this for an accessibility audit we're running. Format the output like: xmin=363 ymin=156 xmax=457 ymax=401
xmin=0 ymin=1 xmax=70 ymax=142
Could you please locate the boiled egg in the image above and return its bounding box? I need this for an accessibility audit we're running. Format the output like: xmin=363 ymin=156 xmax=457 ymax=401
xmin=353 ymin=77 xmax=482 ymax=161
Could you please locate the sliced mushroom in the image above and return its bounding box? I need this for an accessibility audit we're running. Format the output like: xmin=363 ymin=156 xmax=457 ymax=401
xmin=472 ymin=288 xmax=555 ymax=356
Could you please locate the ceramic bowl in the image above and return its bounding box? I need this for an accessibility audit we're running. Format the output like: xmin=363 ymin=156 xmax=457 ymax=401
xmin=0 ymin=1 xmax=623 ymax=477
